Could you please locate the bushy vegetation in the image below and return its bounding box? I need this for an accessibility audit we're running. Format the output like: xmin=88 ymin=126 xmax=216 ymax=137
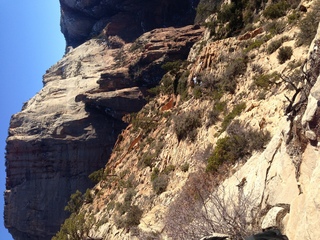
xmin=267 ymin=36 xmax=289 ymax=54
xmin=114 ymin=188 xmax=143 ymax=229
xmin=195 ymin=0 xmax=218 ymax=23
xmin=88 ymin=168 xmax=105 ymax=183
xmin=173 ymin=110 xmax=202 ymax=142
xmin=221 ymin=102 xmax=246 ymax=132
xmin=263 ymin=1 xmax=290 ymax=19
xmin=131 ymin=114 xmax=158 ymax=133
xmin=277 ymin=46 xmax=293 ymax=64
xmin=265 ymin=20 xmax=286 ymax=35
xmin=253 ymin=72 xmax=280 ymax=89
xmin=161 ymin=60 xmax=182 ymax=74
xmin=190 ymin=54 xmax=247 ymax=100
xmin=244 ymin=38 xmax=265 ymax=52
xmin=150 ymin=167 xmax=170 ymax=195
xmin=53 ymin=190 xmax=96 ymax=239
xmin=201 ymin=0 xmax=267 ymax=39
xmin=287 ymin=10 xmax=300 ymax=24
xmin=296 ymin=2 xmax=320 ymax=46
xmin=180 ymin=162 xmax=190 ymax=172
xmin=52 ymin=213 xmax=95 ymax=240
xmin=206 ymin=100 xmax=226 ymax=127
xmin=176 ymin=72 xmax=189 ymax=100
xmin=64 ymin=190 xmax=84 ymax=214
xmin=222 ymin=54 xmax=248 ymax=93
xmin=152 ymin=174 xmax=169 ymax=195
xmin=207 ymin=121 xmax=271 ymax=172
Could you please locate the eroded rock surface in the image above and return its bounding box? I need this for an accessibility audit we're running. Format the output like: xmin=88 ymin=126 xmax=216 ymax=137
xmin=4 ymin=25 xmax=203 ymax=240
xmin=60 ymin=0 xmax=200 ymax=48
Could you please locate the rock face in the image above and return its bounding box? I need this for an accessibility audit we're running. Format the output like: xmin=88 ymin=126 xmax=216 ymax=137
xmin=4 ymin=25 xmax=203 ymax=240
xmin=59 ymin=0 xmax=200 ymax=48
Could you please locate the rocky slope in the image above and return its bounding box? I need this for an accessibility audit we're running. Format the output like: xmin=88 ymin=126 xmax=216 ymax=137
xmin=5 ymin=0 xmax=320 ymax=239
xmin=4 ymin=24 xmax=203 ymax=239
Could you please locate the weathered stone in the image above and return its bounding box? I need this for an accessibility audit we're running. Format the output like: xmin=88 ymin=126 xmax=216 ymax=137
xmin=261 ymin=206 xmax=289 ymax=230
xmin=60 ymin=0 xmax=200 ymax=48
xmin=305 ymin=130 xmax=317 ymax=140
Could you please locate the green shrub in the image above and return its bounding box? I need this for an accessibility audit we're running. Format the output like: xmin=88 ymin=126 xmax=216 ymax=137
xmin=64 ymin=190 xmax=83 ymax=214
xmin=287 ymin=11 xmax=300 ymax=24
xmin=131 ymin=115 xmax=158 ymax=133
xmin=129 ymin=39 xmax=147 ymax=52
xmin=251 ymin=64 xmax=264 ymax=74
xmin=84 ymin=189 xmax=93 ymax=204
xmin=180 ymin=162 xmax=190 ymax=172
xmin=124 ymin=188 xmax=136 ymax=203
xmin=193 ymin=85 xmax=202 ymax=99
xmin=115 ymin=205 xmax=143 ymax=229
xmin=265 ymin=20 xmax=286 ymax=35
xmin=124 ymin=205 xmax=143 ymax=227
xmin=277 ymin=46 xmax=293 ymax=64
xmin=221 ymin=102 xmax=246 ymax=132
xmin=207 ymin=135 xmax=247 ymax=172
xmin=263 ymin=1 xmax=290 ymax=19
xmin=222 ymin=55 xmax=248 ymax=93
xmin=176 ymin=73 xmax=189 ymax=100
xmin=152 ymin=174 xmax=169 ymax=195
xmin=157 ymin=74 xmax=174 ymax=95
xmin=139 ymin=153 xmax=155 ymax=168
xmin=200 ymin=72 xmax=218 ymax=92
xmin=173 ymin=111 xmax=202 ymax=142
xmin=151 ymin=168 xmax=160 ymax=182
xmin=206 ymin=100 xmax=226 ymax=128
xmin=161 ymin=60 xmax=182 ymax=74
xmin=297 ymin=4 xmax=320 ymax=46
xmin=244 ymin=39 xmax=265 ymax=53
xmin=52 ymin=213 xmax=95 ymax=240
xmin=227 ymin=120 xmax=271 ymax=152
xmin=267 ymin=37 xmax=289 ymax=54
xmin=195 ymin=0 xmax=218 ymax=23
xmin=207 ymin=121 xmax=271 ymax=172
xmin=88 ymin=168 xmax=105 ymax=183
xmin=253 ymin=72 xmax=280 ymax=89
xmin=163 ymin=164 xmax=175 ymax=175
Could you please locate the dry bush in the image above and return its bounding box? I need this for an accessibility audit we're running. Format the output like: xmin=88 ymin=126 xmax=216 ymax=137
xmin=165 ymin=171 xmax=260 ymax=240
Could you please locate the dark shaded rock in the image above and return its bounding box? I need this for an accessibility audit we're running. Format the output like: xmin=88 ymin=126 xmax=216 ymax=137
xmin=59 ymin=0 xmax=200 ymax=48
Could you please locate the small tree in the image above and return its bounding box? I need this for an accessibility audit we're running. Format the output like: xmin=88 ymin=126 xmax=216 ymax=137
xmin=64 ymin=190 xmax=83 ymax=214
xmin=52 ymin=213 xmax=95 ymax=240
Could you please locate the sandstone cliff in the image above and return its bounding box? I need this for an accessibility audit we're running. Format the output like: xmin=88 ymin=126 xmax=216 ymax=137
xmin=5 ymin=0 xmax=320 ymax=240
xmin=4 ymin=24 xmax=203 ymax=239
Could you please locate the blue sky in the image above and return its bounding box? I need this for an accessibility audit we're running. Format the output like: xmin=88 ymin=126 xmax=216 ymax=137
xmin=0 ymin=1 xmax=65 ymax=239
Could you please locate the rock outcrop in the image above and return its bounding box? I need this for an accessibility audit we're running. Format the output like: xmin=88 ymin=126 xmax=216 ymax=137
xmin=60 ymin=0 xmax=200 ymax=48
xmin=4 ymin=25 xmax=203 ymax=240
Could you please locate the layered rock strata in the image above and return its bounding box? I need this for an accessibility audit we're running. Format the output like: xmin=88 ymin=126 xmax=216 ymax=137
xmin=4 ymin=25 xmax=203 ymax=240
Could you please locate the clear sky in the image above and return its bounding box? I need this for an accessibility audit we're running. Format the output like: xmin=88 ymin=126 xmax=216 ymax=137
xmin=0 ymin=1 xmax=65 ymax=239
